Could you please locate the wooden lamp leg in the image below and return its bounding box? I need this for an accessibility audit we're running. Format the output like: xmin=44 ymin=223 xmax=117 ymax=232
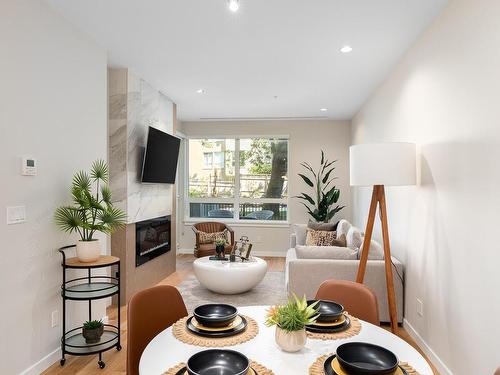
xmin=378 ymin=186 xmax=399 ymax=333
xmin=356 ymin=185 xmax=399 ymax=334
xmin=356 ymin=185 xmax=379 ymax=284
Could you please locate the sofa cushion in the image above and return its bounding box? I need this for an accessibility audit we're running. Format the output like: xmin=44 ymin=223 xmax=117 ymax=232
xmin=336 ymin=219 xmax=352 ymax=239
xmin=358 ymin=239 xmax=385 ymax=260
xmin=293 ymin=224 xmax=308 ymax=246
xmin=346 ymin=226 xmax=363 ymax=250
xmin=295 ymin=245 xmax=358 ymax=260
xmin=307 ymin=220 xmax=337 ymax=231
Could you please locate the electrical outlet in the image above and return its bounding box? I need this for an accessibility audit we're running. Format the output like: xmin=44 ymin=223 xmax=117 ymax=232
xmin=416 ymin=298 xmax=424 ymax=317
xmin=51 ymin=310 xmax=58 ymax=327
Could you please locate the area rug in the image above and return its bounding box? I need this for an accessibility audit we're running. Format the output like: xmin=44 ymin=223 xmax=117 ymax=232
xmin=177 ymin=272 xmax=287 ymax=312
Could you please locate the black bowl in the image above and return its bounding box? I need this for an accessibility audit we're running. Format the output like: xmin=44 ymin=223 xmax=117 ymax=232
xmin=193 ymin=304 xmax=238 ymax=328
xmin=307 ymin=299 xmax=344 ymax=323
xmin=187 ymin=349 xmax=250 ymax=375
xmin=336 ymin=342 xmax=399 ymax=375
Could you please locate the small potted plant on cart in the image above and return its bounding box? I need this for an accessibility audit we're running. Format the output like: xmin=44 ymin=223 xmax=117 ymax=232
xmin=82 ymin=319 xmax=104 ymax=344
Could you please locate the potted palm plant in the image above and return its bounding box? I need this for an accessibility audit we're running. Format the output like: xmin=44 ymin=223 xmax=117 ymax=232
xmin=54 ymin=159 xmax=127 ymax=262
xmin=265 ymin=295 xmax=318 ymax=352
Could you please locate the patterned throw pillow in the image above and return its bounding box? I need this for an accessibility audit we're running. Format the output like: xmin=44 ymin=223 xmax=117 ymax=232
xmin=199 ymin=229 xmax=229 ymax=244
xmin=305 ymin=229 xmax=347 ymax=247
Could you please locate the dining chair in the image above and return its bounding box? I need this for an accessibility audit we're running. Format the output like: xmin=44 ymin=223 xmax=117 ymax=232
xmin=127 ymin=285 xmax=188 ymax=375
xmin=315 ymin=279 xmax=380 ymax=325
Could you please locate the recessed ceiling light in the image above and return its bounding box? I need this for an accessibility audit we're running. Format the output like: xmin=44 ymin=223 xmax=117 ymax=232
xmin=340 ymin=45 xmax=353 ymax=53
xmin=320 ymin=108 xmax=328 ymax=112
xmin=196 ymin=89 xmax=205 ymax=94
xmin=228 ymin=0 xmax=239 ymax=12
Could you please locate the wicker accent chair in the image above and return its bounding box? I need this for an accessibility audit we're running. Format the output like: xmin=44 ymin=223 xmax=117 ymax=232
xmin=192 ymin=222 xmax=235 ymax=258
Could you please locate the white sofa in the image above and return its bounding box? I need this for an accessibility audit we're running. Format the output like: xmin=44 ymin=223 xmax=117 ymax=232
xmin=285 ymin=228 xmax=404 ymax=323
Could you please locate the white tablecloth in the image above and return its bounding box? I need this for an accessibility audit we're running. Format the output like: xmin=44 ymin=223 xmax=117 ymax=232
xmin=139 ymin=305 xmax=432 ymax=375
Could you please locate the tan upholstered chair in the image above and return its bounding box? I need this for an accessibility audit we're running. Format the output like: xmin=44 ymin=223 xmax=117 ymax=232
xmin=127 ymin=286 xmax=187 ymax=375
xmin=192 ymin=222 xmax=235 ymax=258
xmin=315 ymin=279 xmax=380 ymax=325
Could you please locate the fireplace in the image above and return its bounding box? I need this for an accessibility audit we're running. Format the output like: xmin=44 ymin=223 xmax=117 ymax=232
xmin=136 ymin=216 xmax=171 ymax=267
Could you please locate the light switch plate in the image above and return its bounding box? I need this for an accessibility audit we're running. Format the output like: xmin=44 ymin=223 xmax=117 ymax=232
xmin=7 ymin=206 xmax=26 ymax=224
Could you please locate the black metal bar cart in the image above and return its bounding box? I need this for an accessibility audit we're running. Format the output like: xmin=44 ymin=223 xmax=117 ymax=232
xmin=58 ymin=245 xmax=121 ymax=369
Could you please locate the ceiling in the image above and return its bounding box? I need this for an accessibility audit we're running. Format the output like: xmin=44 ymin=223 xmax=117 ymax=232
xmin=46 ymin=0 xmax=448 ymax=121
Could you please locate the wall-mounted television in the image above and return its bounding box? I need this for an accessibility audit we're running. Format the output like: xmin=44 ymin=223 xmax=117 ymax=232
xmin=141 ymin=126 xmax=180 ymax=184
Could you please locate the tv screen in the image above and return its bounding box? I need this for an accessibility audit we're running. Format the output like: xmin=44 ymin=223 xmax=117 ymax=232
xmin=141 ymin=127 xmax=180 ymax=184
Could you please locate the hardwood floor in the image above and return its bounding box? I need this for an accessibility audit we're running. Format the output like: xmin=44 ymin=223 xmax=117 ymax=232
xmin=43 ymin=255 xmax=438 ymax=375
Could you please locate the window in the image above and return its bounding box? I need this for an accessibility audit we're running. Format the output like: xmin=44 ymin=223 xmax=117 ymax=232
xmin=202 ymin=151 xmax=225 ymax=169
xmin=202 ymin=152 xmax=213 ymax=169
xmin=187 ymin=138 xmax=288 ymax=221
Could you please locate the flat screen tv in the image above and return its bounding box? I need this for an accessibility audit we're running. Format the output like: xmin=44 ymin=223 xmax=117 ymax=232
xmin=141 ymin=126 xmax=180 ymax=184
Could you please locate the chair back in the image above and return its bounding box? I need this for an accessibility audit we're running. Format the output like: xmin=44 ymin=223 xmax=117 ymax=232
xmin=315 ymin=279 xmax=379 ymax=325
xmin=207 ymin=209 xmax=234 ymax=218
xmin=127 ymin=285 xmax=187 ymax=375
xmin=193 ymin=221 xmax=227 ymax=233
xmin=244 ymin=210 xmax=274 ymax=220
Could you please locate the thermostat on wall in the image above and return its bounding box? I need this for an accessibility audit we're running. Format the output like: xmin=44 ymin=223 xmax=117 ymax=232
xmin=21 ymin=157 xmax=37 ymax=176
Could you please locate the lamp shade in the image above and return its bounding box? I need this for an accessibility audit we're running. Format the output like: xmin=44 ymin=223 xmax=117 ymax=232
xmin=350 ymin=142 xmax=416 ymax=186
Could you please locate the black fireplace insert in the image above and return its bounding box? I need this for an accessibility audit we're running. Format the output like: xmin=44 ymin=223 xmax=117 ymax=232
xmin=135 ymin=216 xmax=171 ymax=267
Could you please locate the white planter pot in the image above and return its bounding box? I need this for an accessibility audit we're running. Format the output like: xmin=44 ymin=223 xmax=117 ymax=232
xmin=275 ymin=327 xmax=307 ymax=352
xmin=76 ymin=240 xmax=101 ymax=262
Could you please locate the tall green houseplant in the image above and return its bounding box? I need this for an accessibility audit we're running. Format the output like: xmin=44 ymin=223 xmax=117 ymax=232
xmin=295 ymin=151 xmax=344 ymax=223
xmin=54 ymin=159 xmax=127 ymax=262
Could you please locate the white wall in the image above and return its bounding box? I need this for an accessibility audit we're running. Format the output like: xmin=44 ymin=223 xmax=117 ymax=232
xmin=0 ymin=0 xmax=108 ymax=373
xmin=178 ymin=120 xmax=351 ymax=256
xmin=351 ymin=1 xmax=500 ymax=374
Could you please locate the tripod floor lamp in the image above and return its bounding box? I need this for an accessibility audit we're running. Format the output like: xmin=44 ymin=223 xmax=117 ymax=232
xmin=350 ymin=142 xmax=416 ymax=333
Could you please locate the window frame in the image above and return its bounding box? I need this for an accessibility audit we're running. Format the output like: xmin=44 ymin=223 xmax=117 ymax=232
xmin=185 ymin=136 xmax=290 ymax=224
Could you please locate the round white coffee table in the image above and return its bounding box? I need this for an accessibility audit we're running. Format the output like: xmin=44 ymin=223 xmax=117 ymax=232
xmin=193 ymin=256 xmax=268 ymax=294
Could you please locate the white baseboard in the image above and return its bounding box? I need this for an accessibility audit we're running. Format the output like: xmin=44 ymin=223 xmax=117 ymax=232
xmin=20 ymin=347 xmax=61 ymax=375
xmin=177 ymin=248 xmax=286 ymax=258
xmin=19 ymin=312 xmax=110 ymax=374
xmin=403 ymin=319 xmax=453 ymax=375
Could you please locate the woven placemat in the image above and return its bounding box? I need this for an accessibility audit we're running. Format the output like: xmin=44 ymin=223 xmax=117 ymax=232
xmin=306 ymin=314 xmax=361 ymax=340
xmin=308 ymin=353 xmax=421 ymax=375
xmin=162 ymin=360 xmax=275 ymax=375
xmin=172 ymin=315 xmax=258 ymax=347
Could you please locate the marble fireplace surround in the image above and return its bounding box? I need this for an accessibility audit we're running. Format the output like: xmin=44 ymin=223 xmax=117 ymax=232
xmin=108 ymin=68 xmax=177 ymax=304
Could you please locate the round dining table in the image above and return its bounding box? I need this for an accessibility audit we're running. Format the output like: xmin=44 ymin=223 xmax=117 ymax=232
xmin=139 ymin=305 xmax=433 ymax=375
